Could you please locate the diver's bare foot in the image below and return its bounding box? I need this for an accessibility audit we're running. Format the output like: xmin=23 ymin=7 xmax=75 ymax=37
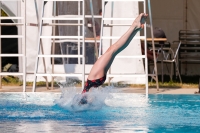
xmin=133 ymin=13 xmax=148 ymax=30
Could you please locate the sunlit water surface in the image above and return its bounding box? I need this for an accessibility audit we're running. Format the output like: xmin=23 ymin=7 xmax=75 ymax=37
xmin=0 ymin=86 xmax=200 ymax=133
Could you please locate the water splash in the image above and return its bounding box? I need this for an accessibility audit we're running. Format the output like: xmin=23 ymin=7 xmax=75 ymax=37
xmin=55 ymin=80 xmax=115 ymax=112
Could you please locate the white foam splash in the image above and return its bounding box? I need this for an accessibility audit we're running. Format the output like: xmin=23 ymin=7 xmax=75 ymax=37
xmin=55 ymin=78 xmax=149 ymax=111
xmin=54 ymin=82 xmax=115 ymax=111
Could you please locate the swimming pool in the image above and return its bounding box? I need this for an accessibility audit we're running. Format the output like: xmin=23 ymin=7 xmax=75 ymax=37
xmin=0 ymin=90 xmax=200 ymax=133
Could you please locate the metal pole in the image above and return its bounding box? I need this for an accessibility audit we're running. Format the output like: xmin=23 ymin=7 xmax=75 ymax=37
xmin=0 ymin=2 xmax=2 ymax=89
xmin=147 ymin=0 xmax=159 ymax=91
xmin=78 ymin=1 xmax=80 ymax=64
xmin=23 ymin=0 xmax=26 ymax=92
xmin=89 ymin=0 xmax=98 ymax=61
xmin=33 ymin=0 xmax=45 ymax=92
xmin=51 ymin=1 xmax=56 ymax=89
xmin=198 ymin=77 xmax=200 ymax=93
xmin=99 ymin=0 xmax=106 ymax=57
xmin=185 ymin=0 xmax=187 ymax=30
xmin=108 ymin=1 xmax=114 ymax=86
xmin=143 ymin=0 xmax=148 ymax=97
xmin=33 ymin=0 xmax=49 ymax=91
xmin=82 ymin=0 xmax=85 ymax=90
xmin=17 ymin=0 xmax=22 ymax=89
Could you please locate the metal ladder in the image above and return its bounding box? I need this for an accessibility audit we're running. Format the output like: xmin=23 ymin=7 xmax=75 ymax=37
xmin=100 ymin=0 xmax=159 ymax=96
xmin=0 ymin=0 xmax=26 ymax=92
xmin=32 ymin=0 xmax=85 ymax=91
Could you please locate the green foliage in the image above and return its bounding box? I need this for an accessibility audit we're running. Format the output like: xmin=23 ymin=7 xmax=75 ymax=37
xmin=1 ymin=9 xmax=8 ymax=17
xmin=2 ymin=76 xmax=22 ymax=86
xmin=1 ymin=76 xmax=59 ymax=87
xmin=0 ymin=75 xmax=199 ymax=88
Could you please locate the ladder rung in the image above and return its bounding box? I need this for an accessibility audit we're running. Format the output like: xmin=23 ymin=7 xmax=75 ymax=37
xmin=0 ymin=73 xmax=24 ymax=76
xmin=1 ymin=0 xmax=21 ymax=1
xmin=0 ymin=54 xmax=24 ymax=57
xmin=42 ymin=17 xmax=83 ymax=21
xmin=27 ymin=72 xmax=34 ymax=74
xmin=42 ymin=15 xmax=84 ymax=20
xmin=36 ymin=73 xmax=83 ymax=77
xmin=104 ymin=24 xmax=131 ymax=27
xmin=0 ymin=35 xmax=23 ymax=38
xmin=105 ymin=0 xmax=144 ymax=1
xmin=55 ymin=39 xmax=98 ymax=43
xmin=107 ymin=74 xmax=146 ymax=77
xmin=38 ymin=55 xmax=83 ymax=58
xmin=28 ymin=23 xmax=83 ymax=26
xmin=102 ymin=36 xmax=145 ymax=40
xmin=103 ymin=24 xmax=152 ymax=27
xmin=163 ymin=60 xmax=174 ymax=63
xmin=103 ymin=18 xmax=136 ymax=20
xmin=55 ymin=15 xmax=101 ymax=19
xmin=85 ymin=15 xmax=102 ymax=18
xmin=51 ymin=39 xmax=84 ymax=43
xmin=148 ymin=74 xmax=157 ymax=77
xmin=85 ymin=40 xmax=100 ymax=43
xmin=0 ymin=23 xmax=24 ymax=26
xmin=40 ymin=36 xmax=84 ymax=39
xmin=44 ymin=0 xmax=83 ymax=1
xmin=0 ymin=17 xmax=23 ymax=20
xmin=115 ymin=55 xmax=145 ymax=58
xmin=51 ymin=38 xmax=100 ymax=43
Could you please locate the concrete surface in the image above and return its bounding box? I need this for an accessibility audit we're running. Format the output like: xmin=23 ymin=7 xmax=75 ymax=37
xmin=0 ymin=86 xmax=199 ymax=94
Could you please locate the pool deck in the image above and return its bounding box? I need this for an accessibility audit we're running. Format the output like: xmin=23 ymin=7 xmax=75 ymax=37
xmin=0 ymin=86 xmax=199 ymax=94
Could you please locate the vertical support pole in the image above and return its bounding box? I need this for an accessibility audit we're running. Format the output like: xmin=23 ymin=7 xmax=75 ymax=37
xmin=89 ymin=0 xmax=98 ymax=61
xmin=82 ymin=0 xmax=85 ymax=90
xmin=18 ymin=0 xmax=26 ymax=92
xmin=23 ymin=56 xmax=26 ymax=92
xmin=185 ymin=0 xmax=187 ymax=30
xmin=198 ymin=77 xmax=200 ymax=93
xmin=143 ymin=0 xmax=148 ymax=97
xmin=33 ymin=0 xmax=49 ymax=91
xmin=23 ymin=0 xmax=27 ymax=92
xmin=108 ymin=1 xmax=114 ymax=86
xmin=51 ymin=1 xmax=56 ymax=89
xmin=18 ymin=0 xmax=23 ymax=90
xmin=58 ymin=2 xmax=65 ymax=74
xmin=0 ymin=2 xmax=2 ymax=89
xmin=99 ymin=0 xmax=106 ymax=57
xmin=33 ymin=0 xmax=45 ymax=92
xmin=78 ymin=1 xmax=81 ymax=64
xmin=147 ymin=0 xmax=159 ymax=91
xmin=59 ymin=43 xmax=65 ymax=71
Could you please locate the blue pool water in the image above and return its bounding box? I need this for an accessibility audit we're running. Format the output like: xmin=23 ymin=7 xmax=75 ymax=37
xmin=0 ymin=89 xmax=200 ymax=133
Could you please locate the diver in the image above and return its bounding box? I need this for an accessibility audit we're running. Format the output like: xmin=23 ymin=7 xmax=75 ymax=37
xmin=80 ymin=13 xmax=148 ymax=104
